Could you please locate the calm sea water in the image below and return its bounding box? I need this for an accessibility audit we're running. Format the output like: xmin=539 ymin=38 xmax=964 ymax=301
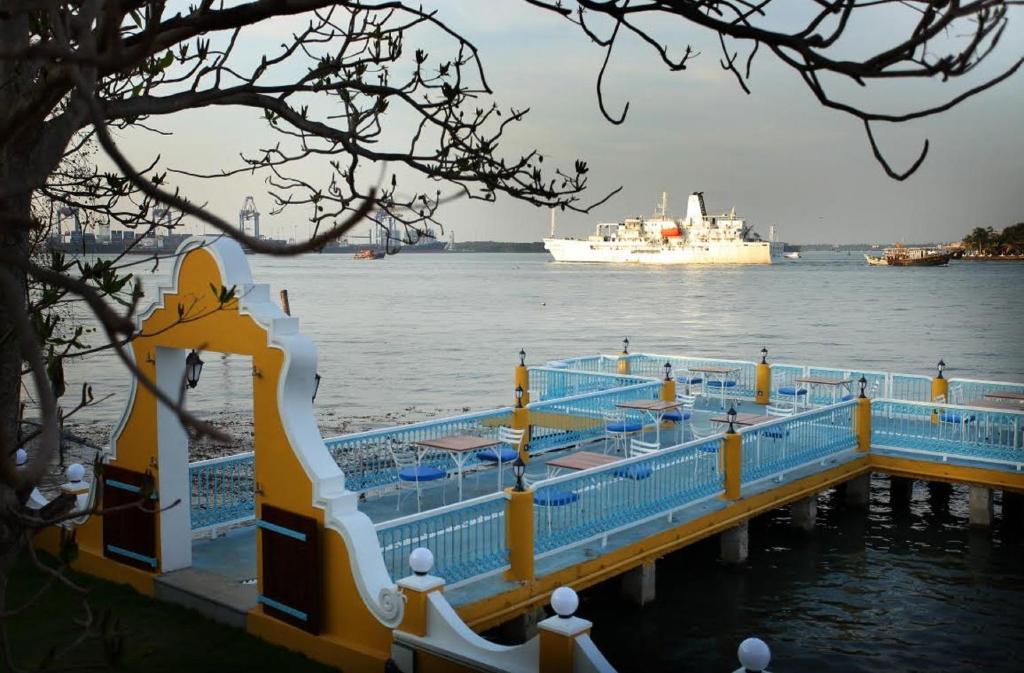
xmin=62 ymin=250 xmax=1024 ymax=671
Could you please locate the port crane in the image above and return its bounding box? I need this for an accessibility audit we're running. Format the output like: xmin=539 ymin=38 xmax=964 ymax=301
xmin=239 ymin=196 xmax=260 ymax=238
xmin=56 ymin=206 xmax=82 ymax=238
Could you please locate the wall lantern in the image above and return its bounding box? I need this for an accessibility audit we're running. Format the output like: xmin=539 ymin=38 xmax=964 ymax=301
xmin=185 ymin=350 xmax=204 ymax=389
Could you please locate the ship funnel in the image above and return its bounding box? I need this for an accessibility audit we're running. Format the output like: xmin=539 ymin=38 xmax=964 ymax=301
xmin=686 ymin=192 xmax=707 ymax=222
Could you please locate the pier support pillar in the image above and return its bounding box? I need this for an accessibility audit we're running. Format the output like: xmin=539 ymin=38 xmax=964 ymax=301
xmin=720 ymin=521 xmax=749 ymax=564
xmin=620 ymin=560 xmax=656 ymax=607
xmin=790 ymin=495 xmax=817 ymax=531
xmin=969 ymin=486 xmax=993 ymax=528
xmin=498 ymin=606 xmax=545 ymax=643
xmin=890 ymin=476 xmax=913 ymax=510
xmin=845 ymin=474 xmax=870 ymax=508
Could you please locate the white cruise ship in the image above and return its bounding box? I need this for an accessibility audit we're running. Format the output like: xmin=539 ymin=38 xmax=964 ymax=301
xmin=544 ymin=192 xmax=782 ymax=265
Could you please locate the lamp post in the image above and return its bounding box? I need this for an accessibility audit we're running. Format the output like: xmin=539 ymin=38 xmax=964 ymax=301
xmin=515 ymin=385 xmax=524 ymax=408
xmin=663 ymin=361 xmax=672 ymax=381
xmin=622 ymin=337 xmax=629 ymax=354
xmin=727 ymin=405 xmax=738 ymax=433
xmin=312 ymin=372 xmax=322 ymax=402
xmin=937 ymin=359 xmax=946 ymax=379
xmin=858 ymin=376 xmax=868 ymax=399
xmin=512 ymin=456 xmax=526 ymax=492
xmin=185 ymin=350 xmax=204 ymax=389
xmin=760 ymin=347 xmax=768 ymax=365
xmin=519 ymin=348 xmax=526 ymax=367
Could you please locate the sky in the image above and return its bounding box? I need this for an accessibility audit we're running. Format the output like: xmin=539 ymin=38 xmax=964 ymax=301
xmin=119 ymin=2 xmax=1024 ymax=245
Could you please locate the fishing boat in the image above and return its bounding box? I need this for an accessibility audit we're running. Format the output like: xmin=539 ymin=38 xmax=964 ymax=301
xmin=543 ymin=191 xmax=783 ymax=265
xmin=866 ymin=243 xmax=951 ymax=267
xmin=353 ymin=249 xmax=385 ymax=260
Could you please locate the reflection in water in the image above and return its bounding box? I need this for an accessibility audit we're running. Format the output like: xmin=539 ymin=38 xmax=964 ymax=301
xmin=585 ymin=476 xmax=1024 ymax=672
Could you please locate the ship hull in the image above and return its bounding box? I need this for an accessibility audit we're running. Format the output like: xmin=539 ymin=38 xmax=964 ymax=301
xmin=543 ymin=238 xmax=781 ymax=265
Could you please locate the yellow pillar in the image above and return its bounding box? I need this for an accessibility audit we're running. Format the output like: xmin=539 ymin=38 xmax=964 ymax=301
xmin=856 ymin=396 xmax=872 ymax=452
xmin=396 ymin=575 xmax=445 ymax=638
xmin=617 ymin=354 xmax=630 ymax=375
xmin=504 ymin=488 xmax=535 ymax=582
xmin=721 ymin=433 xmax=741 ymax=500
xmin=660 ymin=376 xmax=676 ymax=402
xmin=511 ymin=405 xmax=531 ymax=462
xmin=931 ymin=368 xmax=948 ymax=425
xmin=515 ymin=362 xmax=530 ymax=406
xmin=755 ymin=362 xmax=771 ymax=406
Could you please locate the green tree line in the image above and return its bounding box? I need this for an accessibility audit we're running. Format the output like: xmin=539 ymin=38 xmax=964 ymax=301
xmin=962 ymin=223 xmax=1024 ymax=255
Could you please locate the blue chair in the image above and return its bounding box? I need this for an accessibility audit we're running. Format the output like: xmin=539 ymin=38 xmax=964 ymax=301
xmin=777 ymin=385 xmax=809 ymax=408
xmin=603 ymin=410 xmax=643 ymax=454
xmin=676 ymin=370 xmax=704 ymax=395
xmin=476 ymin=427 xmax=524 ymax=491
xmin=938 ymin=410 xmax=977 ymax=442
xmin=706 ymin=379 xmax=738 ymax=408
xmin=534 ymin=488 xmax=580 ymax=533
xmin=388 ymin=441 xmax=446 ymax=512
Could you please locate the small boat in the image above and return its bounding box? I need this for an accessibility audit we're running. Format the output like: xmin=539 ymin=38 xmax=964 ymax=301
xmin=353 ymin=249 xmax=385 ymax=260
xmin=783 ymin=251 xmax=800 ymax=259
xmin=864 ymin=254 xmax=888 ymax=266
xmin=866 ymin=243 xmax=951 ymax=267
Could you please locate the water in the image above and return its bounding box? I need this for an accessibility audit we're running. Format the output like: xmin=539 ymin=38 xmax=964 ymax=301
xmin=64 ymin=251 xmax=1024 ymax=430
xmin=59 ymin=250 xmax=1024 ymax=670
xmin=585 ymin=478 xmax=1024 ymax=673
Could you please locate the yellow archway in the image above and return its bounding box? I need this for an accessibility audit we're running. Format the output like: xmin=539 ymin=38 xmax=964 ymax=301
xmin=40 ymin=237 xmax=404 ymax=672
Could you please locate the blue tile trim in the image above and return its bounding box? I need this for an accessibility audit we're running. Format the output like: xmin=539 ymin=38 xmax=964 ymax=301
xmin=257 ymin=519 xmax=307 ymax=542
xmin=106 ymin=544 xmax=157 ymax=568
xmin=258 ymin=595 xmax=308 ymax=621
xmin=105 ymin=479 xmax=141 ymax=493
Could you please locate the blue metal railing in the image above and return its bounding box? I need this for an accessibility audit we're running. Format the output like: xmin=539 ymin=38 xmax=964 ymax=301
xmin=630 ymin=354 xmax=758 ymax=398
xmin=526 ymin=381 xmax=663 ymax=454
xmin=375 ymin=492 xmax=509 ymax=585
xmin=889 ymin=373 xmax=932 ymax=402
xmin=531 ymin=437 xmax=724 ymax=555
xmin=871 ymin=399 xmax=1024 ymax=468
xmin=323 ymin=408 xmax=513 ymax=492
xmin=189 ymin=452 xmax=255 ymax=531
xmin=529 ymin=367 xmax=654 ymax=402
xmin=738 ymin=402 xmax=858 ymax=483
xmin=947 ymin=378 xmax=1024 ymax=405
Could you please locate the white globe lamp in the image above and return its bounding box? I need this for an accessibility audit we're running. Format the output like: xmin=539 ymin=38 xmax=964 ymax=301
xmin=550 ymin=586 xmax=578 ymax=619
xmin=409 ymin=547 xmax=434 ymax=576
xmin=66 ymin=463 xmax=85 ymax=483
xmin=737 ymin=637 xmax=771 ymax=672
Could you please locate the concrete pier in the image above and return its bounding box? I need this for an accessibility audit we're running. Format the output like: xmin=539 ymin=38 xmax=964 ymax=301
xmin=968 ymin=486 xmax=993 ymax=528
xmin=790 ymin=495 xmax=817 ymax=531
xmin=845 ymin=474 xmax=870 ymax=508
xmin=1003 ymin=490 xmax=1023 ymax=530
xmin=496 ymin=606 xmax=545 ymax=643
xmin=621 ymin=560 xmax=656 ymax=607
xmin=720 ymin=521 xmax=749 ymax=564
xmin=890 ymin=476 xmax=913 ymax=510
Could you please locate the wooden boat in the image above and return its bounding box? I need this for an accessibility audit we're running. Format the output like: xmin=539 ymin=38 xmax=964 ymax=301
xmin=866 ymin=243 xmax=951 ymax=267
xmin=353 ymin=249 xmax=385 ymax=260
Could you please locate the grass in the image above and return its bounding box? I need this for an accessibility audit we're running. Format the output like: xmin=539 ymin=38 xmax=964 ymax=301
xmin=6 ymin=552 xmax=335 ymax=672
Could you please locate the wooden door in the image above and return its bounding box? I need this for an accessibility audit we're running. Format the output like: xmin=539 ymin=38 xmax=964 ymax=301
xmin=258 ymin=505 xmax=321 ymax=634
xmin=101 ymin=465 xmax=158 ymax=571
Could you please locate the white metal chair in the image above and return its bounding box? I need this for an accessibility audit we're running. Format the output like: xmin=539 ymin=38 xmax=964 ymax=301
xmin=766 ymin=404 xmax=796 ymax=417
xmin=666 ymin=392 xmax=697 ymax=444
xmin=387 ymin=439 xmax=446 ymax=513
xmin=676 ymin=370 xmax=704 ymax=396
xmin=602 ymin=410 xmax=643 ymax=455
xmin=476 ymin=427 xmax=524 ymax=491
xmin=629 ymin=438 xmax=660 ymax=458
xmin=777 ymin=384 xmax=809 ymax=408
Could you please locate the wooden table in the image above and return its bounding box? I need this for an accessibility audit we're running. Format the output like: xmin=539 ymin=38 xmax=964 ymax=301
xmin=546 ymin=451 xmax=621 ymax=477
xmin=414 ymin=435 xmax=501 ymax=500
xmin=984 ymin=391 xmax=1024 ymax=402
xmin=689 ymin=365 xmax=741 ymax=407
xmin=616 ymin=399 xmax=681 ymax=446
xmin=794 ymin=376 xmax=853 ymax=404
xmin=710 ymin=413 xmax=774 ymax=427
